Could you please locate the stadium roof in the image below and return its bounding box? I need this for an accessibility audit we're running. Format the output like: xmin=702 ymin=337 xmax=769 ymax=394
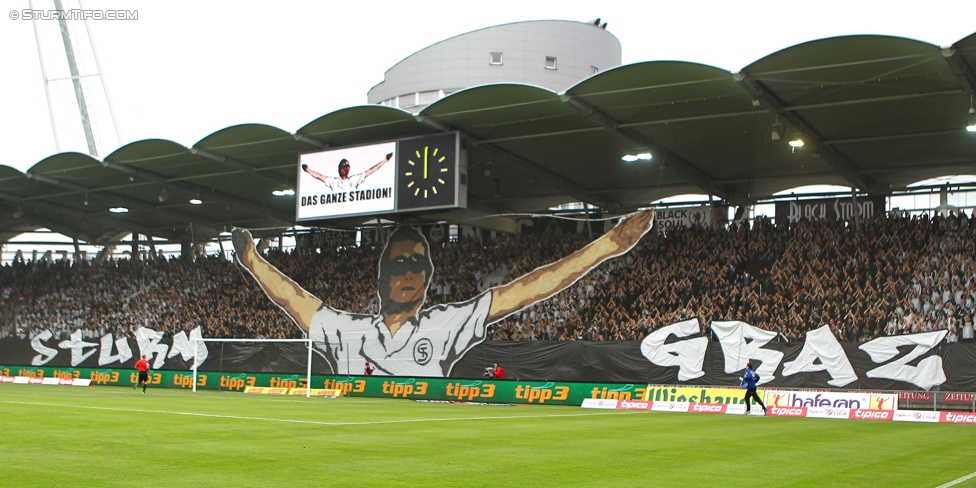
xmin=2 ymin=32 xmax=975 ymax=245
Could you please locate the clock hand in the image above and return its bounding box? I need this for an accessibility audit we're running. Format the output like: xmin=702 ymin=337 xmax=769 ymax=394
xmin=423 ymin=146 xmax=428 ymax=179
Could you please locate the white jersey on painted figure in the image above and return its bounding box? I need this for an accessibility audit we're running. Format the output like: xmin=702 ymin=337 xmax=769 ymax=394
xmin=310 ymin=291 xmax=492 ymax=376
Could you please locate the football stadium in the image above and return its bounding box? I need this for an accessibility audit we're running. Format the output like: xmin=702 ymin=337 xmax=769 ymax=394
xmin=2 ymin=4 xmax=976 ymax=487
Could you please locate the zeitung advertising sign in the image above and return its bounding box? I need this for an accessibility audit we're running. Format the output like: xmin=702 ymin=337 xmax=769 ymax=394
xmin=774 ymin=195 xmax=886 ymax=226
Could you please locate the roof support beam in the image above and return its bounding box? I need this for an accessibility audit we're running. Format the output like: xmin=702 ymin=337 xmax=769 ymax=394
xmin=0 ymin=190 xmax=177 ymax=243
xmin=412 ymin=208 xmax=518 ymax=234
xmin=858 ymin=159 xmax=976 ymax=175
xmin=190 ymin=148 xmax=293 ymax=186
xmin=782 ymin=89 xmax=963 ymax=111
xmin=25 ymin=172 xmax=89 ymax=193
xmin=561 ymin=93 xmax=731 ymax=202
xmin=0 ymin=201 xmax=89 ymax=242
xmin=414 ymin=115 xmax=611 ymax=209
xmin=99 ymin=161 xmax=295 ymax=224
xmin=293 ymin=132 xmax=331 ymax=150
xmin=823 ymin=128 xmax=968 ymax=146
xmin=942 ymin=46 xmax=976 ymax=95
xmin=24 ymin=172 xmax=226 ymax=233
xmin=476 ymin=110 xmax=761 ymax=145
xmin=733 ymin=72 xmax=876 ymax=193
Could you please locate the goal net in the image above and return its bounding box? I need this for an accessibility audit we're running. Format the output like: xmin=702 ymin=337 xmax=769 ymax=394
xmin=191 ymin=337 xmax=315 ymax=397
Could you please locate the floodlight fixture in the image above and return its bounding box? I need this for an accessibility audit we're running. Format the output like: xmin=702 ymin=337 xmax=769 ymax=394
xmin=789 ymin=134 xmax=805 ymax=154
xmin=272 ymin=189 xmax=295 ymax=196
xmin=968 ymin=96 xmax=976 ymax=131
xmin=109 ymin=207 xmax=128 ymax=213
xmin=189 ymin=198 xmax=203 ymax=205
xmin=622 ymin=149 xmax=652 ymax=162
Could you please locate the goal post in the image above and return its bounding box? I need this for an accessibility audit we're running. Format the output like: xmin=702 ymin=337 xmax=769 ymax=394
xmin=191 ymin=337 xmax=314 ymax=397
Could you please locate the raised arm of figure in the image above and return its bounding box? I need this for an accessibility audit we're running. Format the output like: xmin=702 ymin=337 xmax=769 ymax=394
xmin=487 ymin=210 xmax=654 ymax=324
xmin=232 ymin=228 xmax=322 ymax=332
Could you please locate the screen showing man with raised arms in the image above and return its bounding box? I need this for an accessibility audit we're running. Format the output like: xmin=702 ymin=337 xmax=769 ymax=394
xmin=296 ymin=141 xmax=396 ymax=221
xmin=232 ymin=210 xmax=654 ymax=376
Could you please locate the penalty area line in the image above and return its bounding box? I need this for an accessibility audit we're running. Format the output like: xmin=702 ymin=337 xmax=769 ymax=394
xmin=0 ymin=400 xmax=635 ymax=426
xmin=935 ymin=470 xmax=976 ymax=488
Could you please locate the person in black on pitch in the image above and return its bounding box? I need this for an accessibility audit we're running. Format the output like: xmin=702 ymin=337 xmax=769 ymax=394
xmin=739 ymin=362 xmax=766 ymax=415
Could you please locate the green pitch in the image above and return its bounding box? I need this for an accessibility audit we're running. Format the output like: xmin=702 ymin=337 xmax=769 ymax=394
xmin=1 ymin=384 xmax=974 ymax=488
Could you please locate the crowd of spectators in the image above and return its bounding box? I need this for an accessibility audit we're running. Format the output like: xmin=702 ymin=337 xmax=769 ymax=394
xmin=1 ymin=210 xmax=974 ymax=345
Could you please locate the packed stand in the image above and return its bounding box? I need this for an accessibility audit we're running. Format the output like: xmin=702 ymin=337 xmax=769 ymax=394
xmin=0 ymin=211 xmax=973 ymax=344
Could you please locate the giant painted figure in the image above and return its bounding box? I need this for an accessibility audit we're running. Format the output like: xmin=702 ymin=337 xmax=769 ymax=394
xmin=232 ymin=210 xmax=654 ymax=376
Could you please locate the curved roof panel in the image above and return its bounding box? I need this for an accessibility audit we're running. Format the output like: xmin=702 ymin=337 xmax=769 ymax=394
xmin=298 ymin=106 xmax=427 ymax=147
xmin=3 ymin=31 xmax=975 ymax=245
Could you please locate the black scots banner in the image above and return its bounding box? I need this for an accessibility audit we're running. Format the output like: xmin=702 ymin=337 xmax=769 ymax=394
xmin=774 ymin=195 xmax=886 ymax=226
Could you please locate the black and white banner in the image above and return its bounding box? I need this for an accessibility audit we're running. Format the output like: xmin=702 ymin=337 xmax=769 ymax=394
xmin=2 ymin=320 xmax=974 ymax=391
xmin=774 ymin=195 xmax=886 ymax=226
xmin=654 ymin=207 xmax=709 ymax=232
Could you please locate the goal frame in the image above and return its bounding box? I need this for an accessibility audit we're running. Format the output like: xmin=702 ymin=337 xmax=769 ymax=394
xmin=191 ymin=337 xmax=314 ymax=397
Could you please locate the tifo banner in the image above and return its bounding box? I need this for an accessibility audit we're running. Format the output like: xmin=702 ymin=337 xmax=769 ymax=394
xmin=455 ymin=321 xmax=964 ymax=391
xmin=2 ymin=320 xmax=974 ymax=391
xmin=295 ymin=229 xmax=357 ymax=251
xmin=654 ymin=206 xmax=710 ymax=232
xmin=774 ymin=195 xmax=886 ymax=226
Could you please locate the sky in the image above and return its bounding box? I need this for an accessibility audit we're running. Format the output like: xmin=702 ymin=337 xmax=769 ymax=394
xmin=1 ymin=0 xmax=974 ymax=173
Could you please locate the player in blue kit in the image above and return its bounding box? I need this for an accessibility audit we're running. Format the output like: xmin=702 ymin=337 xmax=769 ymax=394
xmin=740 ymin=362 xmax=767 ymax=414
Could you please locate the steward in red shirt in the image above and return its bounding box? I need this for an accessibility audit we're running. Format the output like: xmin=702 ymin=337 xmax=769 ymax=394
xmin=492 ymin=363 xmax=505 ymax=380
xmin=134 ymin=355 xmax=150 ymax=394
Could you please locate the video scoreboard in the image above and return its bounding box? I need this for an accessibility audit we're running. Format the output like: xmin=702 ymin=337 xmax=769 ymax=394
xmin=296 ymin=132 xmax=467 ymax=222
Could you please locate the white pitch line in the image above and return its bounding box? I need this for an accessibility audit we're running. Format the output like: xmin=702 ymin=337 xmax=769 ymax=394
xmin=0 ymin=400 xmax=633 ymax=426
xmin=935 ymin=470 xmax=976 ymax=488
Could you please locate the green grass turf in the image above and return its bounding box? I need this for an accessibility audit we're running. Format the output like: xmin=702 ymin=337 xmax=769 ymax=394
xmin=1 ymin=384 xmax=975 ymax=487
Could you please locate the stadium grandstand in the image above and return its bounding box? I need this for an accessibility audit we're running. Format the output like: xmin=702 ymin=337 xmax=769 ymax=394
xmin=1 ymin=20 xmax=976 ymax=391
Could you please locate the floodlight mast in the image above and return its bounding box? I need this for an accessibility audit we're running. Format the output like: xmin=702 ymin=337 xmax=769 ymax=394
xmin=31 ymin=0 xmax=123 ymax=157
xmin=53 ymin=0 xmax=97 ymax=157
